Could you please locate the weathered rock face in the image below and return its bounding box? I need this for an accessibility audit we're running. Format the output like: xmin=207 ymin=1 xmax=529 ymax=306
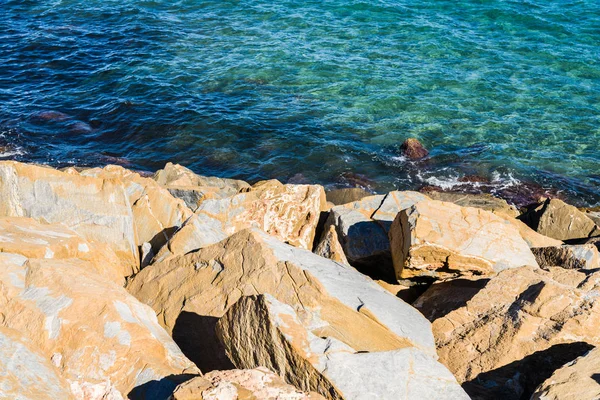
xmin=313 ymin=225 xmax=349 ymax=266
xmin=325 ymin=188 xmax=372 ymax=206
xmin=532 ymin=244 xmax=600 ymax=270
xmin=532 ymin=347 xmax=600 ymax=400
xmin=0 ymin=326 xmax=75 ymax=400
xmin=0 ymin=217 xmax=125 ymax=284
xmin=0 ymin=253 xmax=198 ymax=399
xmin=323 ymin=191 xmax=429 ymax=278
xmin=508 ymin=218 xmax=563 ymax=248
xmin=389 ymin=200 xmax=538 ymax=280
xmin=154 ymin=162 xmax=251 ymax=209
xmin=521 ymin=198 xmax=600 ymax=241
xmin=414 ymin=266 xmax=600 ymax=399
xmin=424 ymin=191 xmax=520 ymax=218
xmin=171 ymin=368 xmax=325 ymax=400
xmin=128 ymin=228 xmax=435 ymax=372
xmin=216 ymin=294 xmax=469 ymax=400
xmin=154 ymin=180 xmax=326 ymax=262
xmin=0 ymin=161 xmax=138 ymax=277
xmin=400 ymin=138 xmax=429 ymax=160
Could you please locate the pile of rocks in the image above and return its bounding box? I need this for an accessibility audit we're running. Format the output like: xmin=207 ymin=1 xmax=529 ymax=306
xmin=1 ymin=160 xmax=599 ymax=399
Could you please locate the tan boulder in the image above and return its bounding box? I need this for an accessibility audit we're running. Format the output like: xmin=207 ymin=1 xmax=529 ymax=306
xmin=171 ymin=368 xmax=325 ymax=400
xmin=216 ymin=294 xmax=469 ymax=400
xmin=0 ymin=161 xmax=138 ymax=277
xmin=325 ymin=188 xmax=372 ymax=206
xmin=0 ymin=326 xmax=74 ymax=400
xmin=521 ymin=198 xmax=600 ymax=241
xmin=389 ymin=200 xmax=538 ymax=280
xmin=424 ymin=191 xmax=520 ymax=218
xmin=314 ymin=225 xmax=349 ymax=266
xmin=0 ymin=217 xmax=124 ymax=284
xmin=154 ymin=162 xmax=250 ymax=209
xmin=414 ymin=266 xmax=600 ymax=399
xmin=532 ymin=244 xmax=600 ymax=270
xmin=0 ymin=253 xmax=198 ymax=399
xmin=507 ymin=218 xmax=563 ymax=248
xmin=128 ymin=228 xmax=436 ymax=371
xmin=532 ymin=347 xmax=600 ymax=400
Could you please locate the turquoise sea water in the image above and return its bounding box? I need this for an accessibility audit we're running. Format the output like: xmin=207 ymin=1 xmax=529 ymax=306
xmin=1 ymin=0 xmax=599 ymax=205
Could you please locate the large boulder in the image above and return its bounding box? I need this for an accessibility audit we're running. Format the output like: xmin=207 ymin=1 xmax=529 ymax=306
xmin=154 ymin=180 xmax=326 ymax=262
xmin=0 ymin=253 xmax=198 ymax=399
xmin=313 ymin=224 xmax=349 ymax=266
xmin=521 ymin=198 xmax=600 ymax=241
xmin=414 ymin=265 xmax=600 ymax=399
xmin=154 ymin=162 xmax=250 ymax=209
xmin=532 ymin=244 xmax=600 ymax=270
xmin=389 ymin=200 xmax=538 ymax=280
xmin=0 ymin=161 xmax=138 ymax=277
xmin=0 ymin=326 xmax=74 ymax=400
xmin=217 ymin=294 xmax=469 ymax=400
xmin=170 ymin=368 xmax=325 ymax=400
xmin=0 ymin=217 xmax=124 ymax=284
xmin=127 ymin=228 xmax=435 ymax=372
xmin=325 ymin=188 xmax=372 ymax=206
xmin=424 ymin=191 xmax=520 ymax=218
xmin=532 ymin=347 xmax=600 ymax=400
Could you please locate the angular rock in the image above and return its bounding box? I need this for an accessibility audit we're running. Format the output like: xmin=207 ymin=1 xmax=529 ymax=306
xmin=521 ymin=198 xmax=600 ymax=241
xmin=508 ymin=218 xmax=563 ymax=248
xmin=128 ymin=228 xmax=436 ymax=372
xmin=400 ymin=138 xmax=429 ymax=160
xmin=532 ymin=347 xmax=600 ymax=400
xmin=325 ymin=188 xmax=372 ymax=206
xmin=314 ymin=224 xmax=349 ymax=266
xmin=587 ymin=210 xmax=600 ymax=227
xmin=171 ymin=368 xmax=325 ymax=400
xmin=415 ymin=266 xmax=600 ymax=399
xmin=0 ymin=161 xmax=138 ymax=277
xmin=0 ymin=253 xmax=198 ymax=399
xmin=323 ymin=191 xmax=428 ymax=278
xmin=216 ymin=294 xmax=469 ymax=400
xmin=155 ymin=180 xmax=326 ymax=262
xmin=424 ymin=191 xmax=520 ymax=218
xmin=0 ymin=217 xmax=124 ymax=284
xmin=389 ymin=200 xmax=539 ymax=280
xmin=532 ymin=244 xmax=600 ymax=270
xmin=154 ymin=162 xmax=250 ymax=209
xmin=0 ymin=326 xmax=74 ymax=400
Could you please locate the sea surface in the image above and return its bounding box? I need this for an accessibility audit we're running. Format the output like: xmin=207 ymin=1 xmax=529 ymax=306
xmin=1 ymin=0 xmax=599 ymax=205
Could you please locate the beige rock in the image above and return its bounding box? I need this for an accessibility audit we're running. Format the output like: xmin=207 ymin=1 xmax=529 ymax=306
xmin=325 ymin=188 xmax=372 ymax=206
xmin=532 ymin=244 xmax=600 ymax=270
xmin=0 ymin=217 xmax=124 ymax=284
xmin=0 ymin=326 xmax=74 ymax=400
xmin=522 ymin=198 xmax=600 ymax=241
xmin=389 ymin=200 xmax=538 ymax=280
xmin=414 ymin=266 xmax=600 ymax=399
xmin=128 ymin=228 xmax=436 ymax=371
xmin=0 ymin=253 xmax=198 ymax=399
xmin=216 ymin=294 xmax=469 ymax=400
xmin=314 ymin=225 xmax=349 ymax=266
xmin=0 ymin=161 xmax=138 ymax=277
xmin=425 ymin=191 xmax=520 ymax=218
xmin=155 ymin=180 xmax=326 ymax=262
xmin=171 ymin=368 xmax=325 ymax=400
xmin=532 ymin=347 xmax=600 ymax=400
xmin=507 ymin=218 xmax=563 ymax=248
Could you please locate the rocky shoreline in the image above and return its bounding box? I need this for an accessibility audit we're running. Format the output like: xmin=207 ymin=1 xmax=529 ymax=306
xmin=1 ymin=159 xmax=599 ymax=399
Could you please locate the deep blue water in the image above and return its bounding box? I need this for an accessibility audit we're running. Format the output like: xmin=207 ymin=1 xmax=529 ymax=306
xmin=1 ymin=0 xmax=599 ymax=205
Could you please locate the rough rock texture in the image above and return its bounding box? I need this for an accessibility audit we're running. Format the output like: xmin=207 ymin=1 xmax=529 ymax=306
xmin=0 ymin=161 xmax=138 ymax=277
xmin=531 ymin=347 xmax=600 ymax=400
xmin=0 ymin=253 xmax=198 ymax=399
xmin=128 ymin=228 xmax=435 ymax=372
xmin=389 ymin=200 xmax=538 ymax=280
xmin=532 ymin=244 xmax=600 ymax=270
xmin=313 ymin=225 xmax=349 ymax=266
xmin=154 ymin=180 xmax=326 ymax=262
xmin=424 ymin=191 xmax=520 ymax=218
xmin=325 ymin=188 xmax=372 ymax=206
xmin=521 ymin=198 xmax=600 ymax=241
xmin=171 ymin=368 xmax=325 ymax=400
xmin=216 ymin=294 xmax=469 ymax=400
xmin=154 ymin=162 xmax=250 ymax=209
xmin=323 ymin=191 xmax=429 ymax=278
xmin=414 ymin=266 xmax=600 ymax=399
xmin=0 ymin=217 xmax=125 ymax=284
xmin=508 ymin=218 xmax=563 ymax=248
xmin=587 ymin=210 xmax=600 ymax=227
xmin=400 ymin=138 xmax=429 ymax=160
xmin=0 ymin=326 xmax=75 ymax=400
xmin=80 ymin=165 xmax=194 ymax=264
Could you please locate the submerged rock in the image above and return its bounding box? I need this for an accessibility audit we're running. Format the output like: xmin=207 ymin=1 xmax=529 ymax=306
xmin=400 ymin=138 xmax=429 ymax=160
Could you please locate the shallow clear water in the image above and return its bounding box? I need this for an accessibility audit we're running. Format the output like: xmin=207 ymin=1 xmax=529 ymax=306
xmin=1 ymin=0 xmax=599 ymax=205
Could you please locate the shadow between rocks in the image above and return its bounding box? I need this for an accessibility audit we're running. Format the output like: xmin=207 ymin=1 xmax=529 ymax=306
xmin=414 ymin=278 xmax=489 ymax=321
xmin=462 ymin=342 xmax=595 ymax=400
xmin=172 ymin=311 xmax=234 ymax=373
xmin=128 ymin=373 xmax=196 ymax=400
